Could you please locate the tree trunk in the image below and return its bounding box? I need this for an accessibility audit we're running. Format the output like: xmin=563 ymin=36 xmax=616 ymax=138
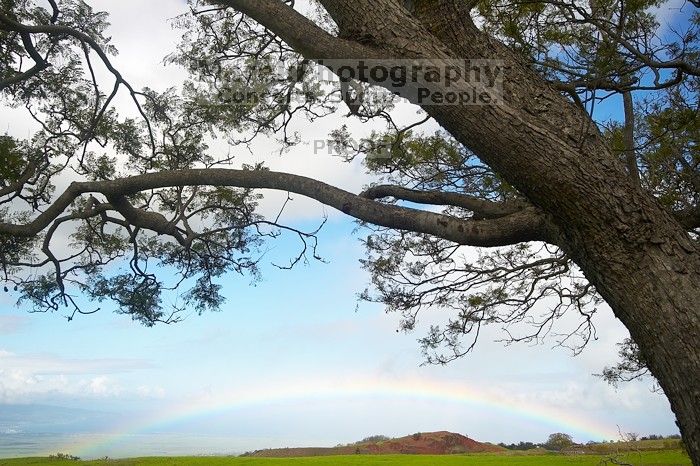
xmin=429 ymin=66 xmax=700 ymax=465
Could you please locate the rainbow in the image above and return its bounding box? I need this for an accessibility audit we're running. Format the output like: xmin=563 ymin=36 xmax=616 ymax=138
xmin=60 ymin=376 xmax=619 ymax=457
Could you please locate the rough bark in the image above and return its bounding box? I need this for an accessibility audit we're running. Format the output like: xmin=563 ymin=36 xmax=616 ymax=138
xmin=216 ymin=0 xmax=700 ymax=460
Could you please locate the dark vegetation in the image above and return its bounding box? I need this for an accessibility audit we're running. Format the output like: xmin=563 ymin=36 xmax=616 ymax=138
xmin=498 ymin=433 xmax=684 ymax=451
xmin=242 ymin=431 xmax=688 ymax=458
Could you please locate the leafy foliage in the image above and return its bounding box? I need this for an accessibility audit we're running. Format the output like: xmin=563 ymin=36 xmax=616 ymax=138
xmin=543 ymin=433 xmax=575 ymax=451
xmin=0 ymin=0 xmax=319 ymax=324
xmin=0 ymin=0 xmax=697 ymax=386
xmin=598 ymin=337 xmax=654 ymax=388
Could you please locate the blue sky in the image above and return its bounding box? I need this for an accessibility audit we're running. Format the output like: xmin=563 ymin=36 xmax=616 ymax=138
xmin=0 ymin=215 xmax=680 ymax=448
xmin=0 ymin=0 xmax=690 ymax=456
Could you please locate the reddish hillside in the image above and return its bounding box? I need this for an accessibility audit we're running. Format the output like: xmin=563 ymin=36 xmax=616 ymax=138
xmin=242 ymin=431 xmax=504 ymax=457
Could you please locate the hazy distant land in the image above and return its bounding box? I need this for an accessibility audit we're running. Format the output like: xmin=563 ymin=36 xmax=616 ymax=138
xmin=0 ymin=430 xmax=691 ymax=465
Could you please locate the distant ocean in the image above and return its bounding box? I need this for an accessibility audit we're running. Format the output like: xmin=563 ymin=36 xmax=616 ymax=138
xmin=0 ymin=432 xmax=244 ymax=459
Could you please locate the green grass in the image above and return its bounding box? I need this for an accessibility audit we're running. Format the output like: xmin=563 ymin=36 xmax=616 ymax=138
xmin=0 ymin=451 xmax=691 ymax=466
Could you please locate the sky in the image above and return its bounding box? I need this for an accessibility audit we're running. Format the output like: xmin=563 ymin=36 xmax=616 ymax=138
xmin=0 ymin=0 xmax=689 ymax=458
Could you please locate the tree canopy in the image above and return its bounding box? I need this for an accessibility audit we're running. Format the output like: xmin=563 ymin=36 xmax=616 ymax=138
xmin=543 ymin=432 xmax=575 ymax=452
xmin=0 ymin=0 xmax=698 ymax=461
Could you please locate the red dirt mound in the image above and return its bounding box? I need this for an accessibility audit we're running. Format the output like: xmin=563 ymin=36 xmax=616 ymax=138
xmin=243 ymin=431 xmax=504 ymax=457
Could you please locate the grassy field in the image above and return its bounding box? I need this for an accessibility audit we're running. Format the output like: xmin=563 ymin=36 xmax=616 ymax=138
xmin=0 ymin=451 xmax=691 ymax=466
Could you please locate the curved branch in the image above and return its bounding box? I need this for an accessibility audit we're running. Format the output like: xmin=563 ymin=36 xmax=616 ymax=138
xmin=0 ymin=30 xmax=50 ymax=91
xmin=0 ymin=162 xmax=36 ymax=198
xmin=360 ymin=184 xmax=527 ymax=219
xmin=0 ymin=13 xmax=117 ymax=76
xmin=586 ymin=16 xmax=700 ymax=78
xmin=0 ymin=168 xmax=558 ymax=247
xmin=0 ymin=11 xmax=157 ymax=152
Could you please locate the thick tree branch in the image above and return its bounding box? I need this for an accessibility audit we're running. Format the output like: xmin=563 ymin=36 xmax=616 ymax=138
xmin=212 ymin=0 xmax=379 ymax=59
xmin=622 ymin=91 xmax=640 ymax=186
xmin=0 ymin=169 xmax=556 ymax=247
xmin=360 ymin=184 xmax=527 ymax=219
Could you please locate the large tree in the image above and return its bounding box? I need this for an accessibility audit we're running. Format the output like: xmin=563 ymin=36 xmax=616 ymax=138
xmin=0 ymin=0 xmax=698 ymax=461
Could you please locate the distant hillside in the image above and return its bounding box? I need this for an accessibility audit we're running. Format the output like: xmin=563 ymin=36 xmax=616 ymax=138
xmin=0 ymin=404 xmax=121 ymax=434
xmin=242 ymin=431 xmax=505 ymax=457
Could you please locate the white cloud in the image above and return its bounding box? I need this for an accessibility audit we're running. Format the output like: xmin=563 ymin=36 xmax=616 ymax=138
xmin=85 ymin=376 xmax=125 ymax=397
xmin=0 ymin=349 xmax=154 ymax=403
xmin=0 ymin=316 xmax=29 ymax=335
xmin=136 ymin=385 xmax=166 ymax=399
